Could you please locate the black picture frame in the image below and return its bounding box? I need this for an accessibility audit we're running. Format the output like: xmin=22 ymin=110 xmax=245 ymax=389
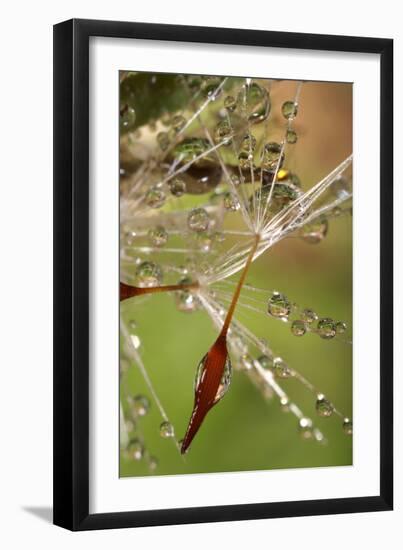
xmin=53 ymin=18 xmax=393 ymax=531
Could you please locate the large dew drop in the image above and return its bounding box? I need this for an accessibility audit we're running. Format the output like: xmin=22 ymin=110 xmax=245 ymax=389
xmin=195 ymin=353 xmax=232 ymax=405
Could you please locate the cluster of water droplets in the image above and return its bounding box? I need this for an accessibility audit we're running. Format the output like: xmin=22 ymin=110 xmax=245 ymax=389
xmin=266 ymin=291 xmax=348 ymax=341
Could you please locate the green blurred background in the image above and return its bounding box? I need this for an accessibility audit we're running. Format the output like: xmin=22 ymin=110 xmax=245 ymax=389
xmin=120 ymin=78 xmax=353 ymax=477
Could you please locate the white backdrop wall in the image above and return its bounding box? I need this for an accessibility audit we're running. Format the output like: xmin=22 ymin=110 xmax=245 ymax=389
xmin=0 ymin=1 xmax=400 ymax=548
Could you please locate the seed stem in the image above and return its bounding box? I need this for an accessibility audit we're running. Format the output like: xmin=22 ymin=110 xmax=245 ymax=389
xmin=221 ymin=234 xmax=260 ymax=333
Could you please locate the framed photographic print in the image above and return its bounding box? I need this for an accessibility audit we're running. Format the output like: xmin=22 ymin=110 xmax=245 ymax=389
xmin=53 ymin=19 xmax=393 ymax=530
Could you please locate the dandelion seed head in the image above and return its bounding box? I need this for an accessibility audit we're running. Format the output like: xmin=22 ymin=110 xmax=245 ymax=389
xmin=119 ymin=73 xmax=353 ymax=470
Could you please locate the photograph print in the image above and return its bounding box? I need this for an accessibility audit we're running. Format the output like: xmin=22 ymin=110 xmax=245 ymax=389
xmin=119 ymin=71 xmax=353 ymax=478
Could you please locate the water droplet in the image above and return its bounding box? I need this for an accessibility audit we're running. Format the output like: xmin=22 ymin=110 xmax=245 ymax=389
xmin=188 ymin=208 xmax=210 ymax=232
xmin=237 ymin=82 xmax=270 ymax=123
xmin=175 ymin=277 xmax=199 ymax=313
xmin=223 ymin=192 xmax=240 ymax=211
xmin=336 ymin=321 xmax=347 ymax=334
xmin=127 ymin=438 xmax=144 ymax=460
xmin=120 ymin=104 xmax=136 ymax=131
xmin=257 ymin=354 xmax=274 ymax=371
xmin=203 ymin=77 xmax=222 ymax=99
xmin=132 ymin=395 xmax=150 ymax=417
xmin=230 ymin=174 xmax=240 ymax=186
xmin=268 ymin=292 xmax=291 ymax=319
xmin=291 ymin=320 xmax=306 ymax=336
xmin=224 ymin=95 xmax=236 ymax=112
xmin=148 ymin=456 xmax=158 ymax=471
xmin=128 ymin=319 xmax=137 ymax=330
xmin=238 ymin=151 xmax=255 ymax=170
xmin=214 ymin=120 xmax=232 ymax=145
xmin=169 ymin=177 xmax=186 ymax=197
xmin=136 ymin=261 xmax=163 ymax=287
xmin=148 ymin=226 xmax=168 ymax=247
xmin=330 ymin=176 xmax=351 ymax=200
xmin=281 ymin=101 xmax=298 ymax=119
xmin=156 ymin=131 xmax=170 ymax=151
xmin=299 ymin=417 xmax=314 ymax=439
xmin=280 ymin=396 xmax=290 ymax=412
xmin=195 ymin=353 xmax=232 ymax=404
xmin=160 ymin=421 xmax=175 ymax=438
xmin=286 ymin=129 xmax=298 ymax=144
xmin=240 ymin=133 xmax=257 ymax=152
xmin=301 ymin=308 xmax=318 ymax=324
xmin=343 ymin=418 xmax=353 ymax=435
xmin=301 ymin=216 xmax=328 ymax=244
xmin=273 ymin=357 xmax=293 ymax=378
xmin=317 ymin=318 xmax=337 ymax=339
xmin=316 ymin=394 xmax=334 ymax=417
xmin=145 ymin=186 xmax=166 ymax=208
xmin=262 ymin=142 xmax=284 ymax=170
xmin=171 ymin=115 xmax=186 ymax=133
